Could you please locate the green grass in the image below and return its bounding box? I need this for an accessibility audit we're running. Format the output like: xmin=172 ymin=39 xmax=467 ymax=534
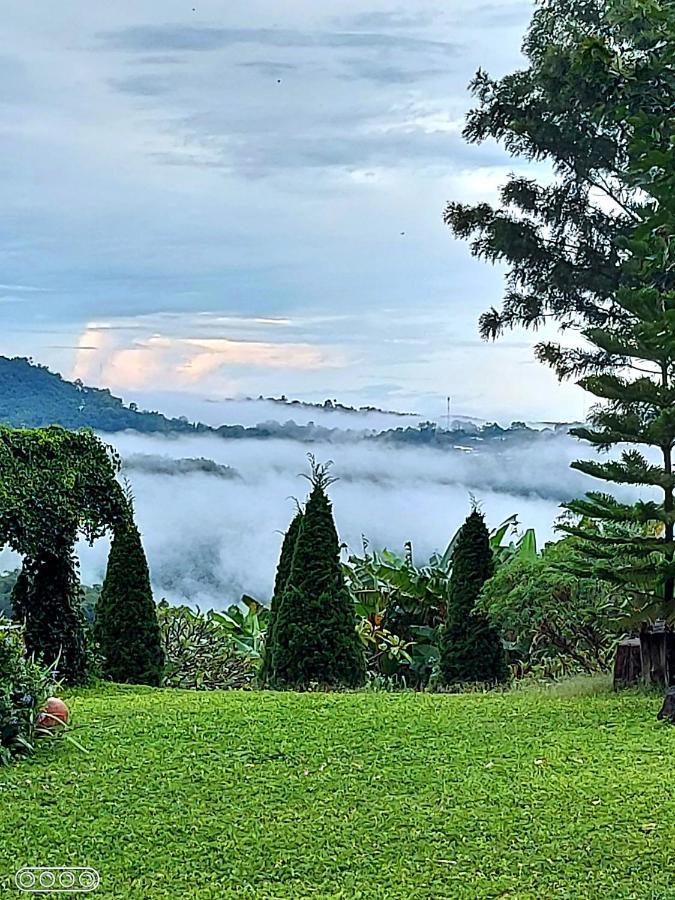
xmin=1 ymin=684 xmax=674 ymax=899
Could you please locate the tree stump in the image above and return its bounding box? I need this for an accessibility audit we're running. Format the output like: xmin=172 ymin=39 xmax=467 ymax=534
xmin=613 ymin=637 xmax=642 ymax=689
xmin=640 ymin=622 xmax=675 ymax=689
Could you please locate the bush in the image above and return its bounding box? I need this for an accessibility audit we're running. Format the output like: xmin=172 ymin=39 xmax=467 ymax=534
xmin=94 ymin=521 xmax=164 ymax=686
xmin=268 ymin=465 xmax=366 ymax=690
xmin=157 ymin=603 xmax=259 ymax=690
xmin=439 ymin=510 xmax=508 ymax=686
xmin=0 ymin=622 xmax=53 ymax=765
xmin=477 ymin=538 xmax=621 ymax=675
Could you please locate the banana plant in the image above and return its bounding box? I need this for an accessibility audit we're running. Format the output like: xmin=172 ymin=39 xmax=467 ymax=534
xmin=209 ymin=595 xmax=268 ymax=659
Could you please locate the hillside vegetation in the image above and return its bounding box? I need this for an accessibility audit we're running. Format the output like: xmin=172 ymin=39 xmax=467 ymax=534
xmin=0 ymin=357 xmax=200 ymax=433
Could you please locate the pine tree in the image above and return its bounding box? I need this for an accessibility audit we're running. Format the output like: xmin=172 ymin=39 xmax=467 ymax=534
xmin=440 ymin=510 xmax=508 ymax=685
xmin=444 ymin=0 xmax=675 ymax=680
xmin=269 ymin=462 xmax=365 ymax=689
xmin=12 ymin=544 xmax=90 ymax=686
xmin=557 ymin=290 xmax=675 ymax=612
xmin=94 ymin=519 xmax=164 ymax=686
xmin=260 ymin=508 xmax=303 ymax=686
xmin=543 ymin=7 xmax=675 ymax=632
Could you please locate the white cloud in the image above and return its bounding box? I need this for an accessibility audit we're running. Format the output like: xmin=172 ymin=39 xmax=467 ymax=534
xmin=71 ymin=314 xmax=347 ymax=391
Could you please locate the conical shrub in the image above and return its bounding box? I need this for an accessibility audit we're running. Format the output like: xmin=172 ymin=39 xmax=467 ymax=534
xmin=260 ymin=509 xmax=303 ymax=686
xmin=94 ymin=519 xmax=164 ymax=685
xmin=440 ymin=509 xmax=508 ymax=685
xmin=269 ymin=466 xmax=365 ymax=689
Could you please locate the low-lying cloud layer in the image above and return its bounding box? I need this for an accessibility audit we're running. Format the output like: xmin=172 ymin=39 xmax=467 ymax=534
xmin=6 ymin=428 xmax=627 ymax=609
xmin=0 ymin=420 xmax=639 ymax=610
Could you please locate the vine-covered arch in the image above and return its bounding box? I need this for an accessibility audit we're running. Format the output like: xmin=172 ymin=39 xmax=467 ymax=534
xmin=0 ymin=426 xmax=128 ymax=682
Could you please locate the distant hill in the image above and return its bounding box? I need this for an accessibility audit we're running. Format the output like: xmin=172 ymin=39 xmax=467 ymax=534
xmin=0 ymin=356 xmax=207 ymax=433
xmin=247 ymin=394 xmax=419 ymax=418
xmin=0 ymin=356 xmax=565 ymax=449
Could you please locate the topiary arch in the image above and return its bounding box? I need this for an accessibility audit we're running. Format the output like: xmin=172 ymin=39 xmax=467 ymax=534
xmin=0 ymin=426 xmax=129 ymax=683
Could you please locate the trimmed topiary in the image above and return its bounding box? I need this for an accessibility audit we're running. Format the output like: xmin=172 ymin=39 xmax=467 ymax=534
xmin=94 ymin=519 xmax=164 ymax=686
xmin=12 ymin=547 xmax=90 ymax=686
xmin=269 ymin=461 xmax=365 ymax=689
xmin=260 ymin=508 xmax=304 ymax=687
xmin=440 ymin=509 xmax=508 ymax=685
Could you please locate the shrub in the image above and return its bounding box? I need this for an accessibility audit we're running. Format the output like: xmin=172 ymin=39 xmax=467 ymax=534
xmin=260 ymin=510 xmax=303 ymax=686
xmin=94 ymin=521 xmax=164 ymax=686
xmin=0 ymin=622 xmax=53 ymax=765
xmin=439 ymin=510 xmax=508 ymax=685
xmin=477 ymin=538 xmax=621 ymax=675
xmin=268 ymin=464 xmax=366 ymax=690
xmin=12 ymin=548 xmax=90 ymax=686
xmin=157 ymin=603 xmax=259 ymax=690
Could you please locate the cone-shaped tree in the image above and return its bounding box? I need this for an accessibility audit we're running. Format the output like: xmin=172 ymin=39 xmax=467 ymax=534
xmin=260 ymin=508 xmax=304 ymax=686
xmin=440 ymin=510 xmax=508 ymax=685
xmin=94 ymin=519 xmax=164 ymax=685
xmin=269 ymin=462 xmax=365 ymax=689
xmin=12 ymin=543 xmax=90 ymax=685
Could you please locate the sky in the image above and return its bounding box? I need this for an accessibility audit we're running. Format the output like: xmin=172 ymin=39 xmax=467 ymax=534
xmin=0 ymin=0 xmax=589 ymax=423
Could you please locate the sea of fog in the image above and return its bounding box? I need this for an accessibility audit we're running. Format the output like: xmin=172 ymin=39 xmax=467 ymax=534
xmin=0 ymin=428 xmax=640 ymax=609
xmin=124 ymin=393 xmax=431 ymax=431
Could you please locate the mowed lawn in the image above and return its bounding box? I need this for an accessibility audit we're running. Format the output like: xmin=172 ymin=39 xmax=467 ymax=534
xmin=1 ymin=685 xmax=674 ymax=899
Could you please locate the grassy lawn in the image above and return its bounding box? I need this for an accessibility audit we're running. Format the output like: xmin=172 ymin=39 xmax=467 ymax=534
xmin=0 ymin=684 xmax=674 ymax=899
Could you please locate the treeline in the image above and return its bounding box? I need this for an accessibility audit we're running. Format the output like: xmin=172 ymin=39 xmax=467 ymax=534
xmin=212 ymin=419 xmax=559 ymax=448
xmin=251 ymin=394 xmax=418 ymax=418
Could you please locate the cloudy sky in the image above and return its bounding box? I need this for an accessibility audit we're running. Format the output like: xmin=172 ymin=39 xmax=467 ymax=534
xmin=0 ymin=0 xmax=587 ymax=422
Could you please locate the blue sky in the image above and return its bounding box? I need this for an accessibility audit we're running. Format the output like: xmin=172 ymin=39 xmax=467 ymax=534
xmin=0 ymin=0 xmax=587 ymax=422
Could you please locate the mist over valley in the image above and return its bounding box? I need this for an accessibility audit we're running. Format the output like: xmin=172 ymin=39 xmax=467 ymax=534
xmin=37 ymin=425 xmax=632 ymax=608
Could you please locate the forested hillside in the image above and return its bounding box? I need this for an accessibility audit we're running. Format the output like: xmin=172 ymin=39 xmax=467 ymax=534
xmin=0 ymin=357 xmax=203 ymax=433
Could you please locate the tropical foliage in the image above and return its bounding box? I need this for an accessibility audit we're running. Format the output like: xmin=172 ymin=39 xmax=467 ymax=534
xmin=344 ymin=515 xmax=537 ymax=686
xmin=157 ymin=598 xmax=267 ymax=691
xmin=477 ymin=536 xmax=622 ymax=676
xmin=0 ymin=622 xmax=53 ymax=765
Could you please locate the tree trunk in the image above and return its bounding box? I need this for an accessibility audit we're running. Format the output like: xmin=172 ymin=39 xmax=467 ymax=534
xmin=613 ymin=638 xmax=642 ymax=689
xmin=639 ymin=622 xmax=675 ymax=689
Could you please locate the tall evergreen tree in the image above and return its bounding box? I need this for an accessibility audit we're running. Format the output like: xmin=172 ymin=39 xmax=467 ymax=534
xmin=445 ymin=0 xmax=642 ymax=346
xmin=445 ymin=0 xmax=674 ymax=363
xmin=440 ymin=510 xmax=508 ymax=685
xmin=260 ymin=508 xmax=303 ymax=686
xmin=12 ymin=544 xmax=90 ymax=686
xmin=269 ymin=462 xmax=365 ymax=689
xmin=445 ymin=0 xmax=675 ymax=671
xmin=94 ymin=519 xmax=164 ymax=686
xmin=547 ymin=4 xmax=675 ymax=631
